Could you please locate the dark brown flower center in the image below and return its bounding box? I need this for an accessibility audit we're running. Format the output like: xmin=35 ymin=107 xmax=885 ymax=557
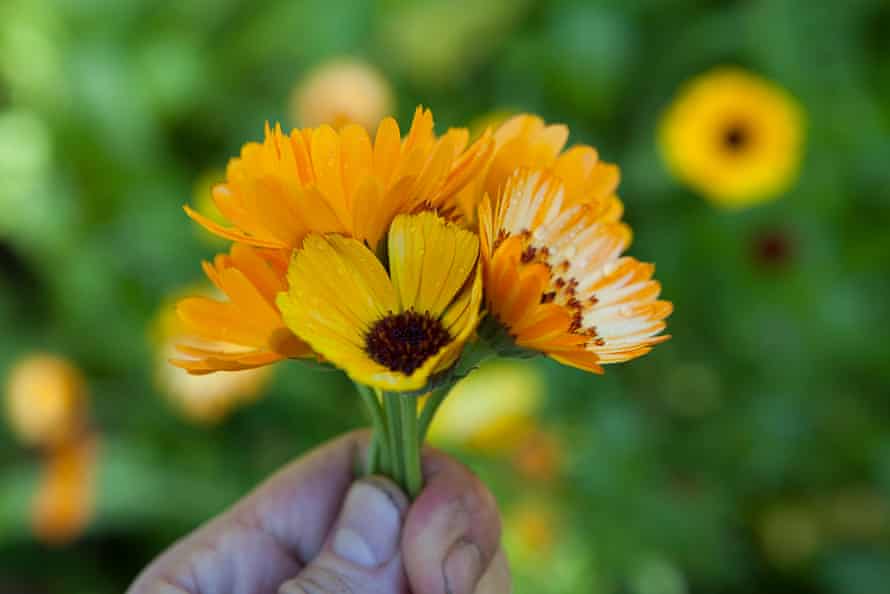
xmin=723 ymin=123 xmax=750 ymax=153
xmin=365 ymin=310 xmax=452 ymax=375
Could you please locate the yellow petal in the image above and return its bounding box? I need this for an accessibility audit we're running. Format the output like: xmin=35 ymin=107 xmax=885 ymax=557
xmin=388 ymin=212 xmax=479 ymax=317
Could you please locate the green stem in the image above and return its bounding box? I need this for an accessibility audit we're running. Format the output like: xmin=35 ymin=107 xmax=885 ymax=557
xmin=364 ymin=433 xmax=380 ymax=476
xmin=418 ymin=387 xmax=448 ymax=443
xmin=383 ymin=390 xmax=404 ymax=487
xmin=356 ymin=383 xmax=387 ymax=475
xmin=400 ymin=395 xmax=422 ymax=498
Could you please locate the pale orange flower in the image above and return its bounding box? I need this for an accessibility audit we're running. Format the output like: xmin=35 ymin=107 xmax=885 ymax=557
xmin=479 ymin=168 xmax=671 ymax=372
xmin=290 ymin=58 xmax=394 ymax=132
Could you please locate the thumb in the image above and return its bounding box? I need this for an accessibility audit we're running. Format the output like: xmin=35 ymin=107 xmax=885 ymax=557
xmin=278 ymin=476 xmax=408 ymax=594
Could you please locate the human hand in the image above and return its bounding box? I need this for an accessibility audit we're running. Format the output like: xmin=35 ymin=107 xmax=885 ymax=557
xmin=127 ymin=431 xmax=510 ymax=594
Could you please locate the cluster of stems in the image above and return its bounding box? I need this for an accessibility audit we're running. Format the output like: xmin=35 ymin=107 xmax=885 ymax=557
xmin=356 ymin=384 xmax=448 ymax=498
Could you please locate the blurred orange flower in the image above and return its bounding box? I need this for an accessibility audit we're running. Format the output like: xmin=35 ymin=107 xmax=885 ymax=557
xmin=31 ymin=434 xmax=98 ymax=546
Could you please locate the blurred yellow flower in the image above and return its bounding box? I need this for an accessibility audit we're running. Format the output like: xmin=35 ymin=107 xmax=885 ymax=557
xmin=31 ymin=434 xmax=98 ymax=546
xmin=658 ymin=67 xmax=804 ymax=207
xmin=153 ymin=286 xmax=273 ymax=423
xmin=427 ymin=359 xmax=543 ymax=452
xmin=504 ymin=499 xmax=560 ymax=559
xmin=479 ymin=168 xmax=671 ymax=372
xmin=290 ymin=58 xmax=394 ymax=132
xmin=4 ymin=353 xmax=86 ymax=448
xmin=278 ymin=212 xmax=482 ymax=392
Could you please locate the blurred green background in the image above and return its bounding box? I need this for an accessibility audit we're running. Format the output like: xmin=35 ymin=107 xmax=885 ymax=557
xmin=1 ymin=0 xmax=889 ymax=592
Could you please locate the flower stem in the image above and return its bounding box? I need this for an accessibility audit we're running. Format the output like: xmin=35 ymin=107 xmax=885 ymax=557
xmin=383 ymin=390 xmax=404 ymax=487
xmin=418 ymin=387 xmax=448 ymax=444
xmin=400 ymin=395 xmax=422 ymax=498
xmin=356 ymin=383 xmax=387 ymax=475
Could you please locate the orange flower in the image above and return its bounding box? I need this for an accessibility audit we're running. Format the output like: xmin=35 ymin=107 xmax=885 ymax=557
xmin=172 ymin=243 xmax=309 ymax=373
xmin=176 ymin=107 xmax=492 ymax=375
xmin=479 ymin=168 xmax=671 ymax=372
xmin=185 ymin=106 xmax=493 ymax=253
xmin=456 ymin=114 xmax=620 ymax=222
xmin=32 ymin=434 xmax=98 ymax=545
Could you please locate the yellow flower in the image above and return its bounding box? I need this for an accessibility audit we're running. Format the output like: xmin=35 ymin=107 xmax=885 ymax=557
xmin=456 ymin=113 xmax=620 ymax=222
xmin=31 ymin=434 xmax=98 ymax=546
xmin=185 ymin=106 xmax=493 ymax=253
xmin=658 ymin=67 xmax=804 ymax=206
xmin=427 ymin=359 xmax=543 ymax=453
xmin=152 ymin=285 xmax=273 ymax=423
xmin=172 ymin=243 xmax=310 ymax=373
xmin=176 ymin=108 xmax=491 ymax=375
xmin=5 ymin=354 xmax=87 ymax=448
xmin=290 ymin=58 xmax=394 ymax=132
xmin=277 ymin=211 xmax=483 ymax=391
xmin=505 ymin=499 xmax=561 ymax=559
xmin=479 ymin=168 xmax=671 ymax=372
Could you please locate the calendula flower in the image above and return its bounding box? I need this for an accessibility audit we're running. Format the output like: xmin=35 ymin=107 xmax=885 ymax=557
xmin=479 ymin=168 xmax=671 ymax=372
xmin=190 ymin=168 xmax=227 ymax=246
xmin=427 ymin=359 xmax=543 ymax=452
xmin=659 ymin=67 xmax=804 ymax=206
xmin=277 ymin=211 xmax=482 ymax=391
xmin=152 ymin=286 xmax=273 ymax=422
xmin=5 ymin=354 xmax=86 ymax=448
xmin=290 ymin=58 xmax=394 ymax=132
xmin=171 ymin=243 xmax=309 ymax=374
xmin=185 ymin=106 xmax=492 ymax=253
xmin=456 ymin=113 xmax=620 ymax=222
xmin=32 ymin=434 xmax=98 ymax=546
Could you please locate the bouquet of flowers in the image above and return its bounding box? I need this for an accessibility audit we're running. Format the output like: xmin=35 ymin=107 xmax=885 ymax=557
xmin=171 ymin=108 xmax=671 ymax=497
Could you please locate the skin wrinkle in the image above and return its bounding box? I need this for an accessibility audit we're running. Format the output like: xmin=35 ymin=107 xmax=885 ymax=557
xmin=284 ymin=566 xmax=354 ymax=594
xmin=442 ymin=537 xmax=481 ymax=594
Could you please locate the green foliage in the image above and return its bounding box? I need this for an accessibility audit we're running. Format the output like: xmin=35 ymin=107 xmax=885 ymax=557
xmin=1 ymin=0 xmax=889 ymax=592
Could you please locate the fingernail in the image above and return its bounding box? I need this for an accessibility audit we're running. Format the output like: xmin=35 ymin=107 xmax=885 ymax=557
xmin=443 ymin=539 xmax=483 ymax=594
xmin=331 ymin=480 xmax=403 ymax=568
